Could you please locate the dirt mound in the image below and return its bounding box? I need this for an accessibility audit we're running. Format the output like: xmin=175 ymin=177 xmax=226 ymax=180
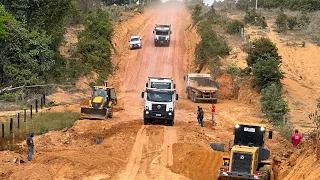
xmin=217 ymin=74 xmax=235 ymax=100
xmin=169 ymin=143 xmax=224 ymax=180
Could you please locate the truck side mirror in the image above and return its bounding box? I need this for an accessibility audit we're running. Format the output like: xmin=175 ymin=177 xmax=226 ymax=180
xmin=153 ymin=30 xmax=154 ymax=34
xmin=268 ymin=130 xmax=273 ymax=139
xmin=183 ymin=76 xmax=185 ymax=81
xmin=146 ymin=83 xmax=148 ymax=87
xmin=176 ymin=94 xmax=179 ymax=100
xmin=141 ymin=92 xmax=144 ymax=99
xmin=170 ymin=31 xmax=172 ymax=34
xmin=173 ymin=84 xmax=176 ymax=89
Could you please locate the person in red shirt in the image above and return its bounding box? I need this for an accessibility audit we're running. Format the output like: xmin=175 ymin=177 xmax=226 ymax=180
xmin=210 ymin=104 xmax=216 ymax=124
xmin=291 ymin=129 xmax=302 ymax=148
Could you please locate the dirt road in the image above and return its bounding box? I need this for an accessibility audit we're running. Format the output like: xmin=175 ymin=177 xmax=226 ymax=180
xmin=0 ymin=3 xmax=289 ymax=180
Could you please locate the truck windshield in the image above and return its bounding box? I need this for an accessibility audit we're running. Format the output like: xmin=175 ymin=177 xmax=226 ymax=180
xmin=155 ymin=31 xmax=169 ymax=35
xmin=92 ymin=89 xmax=106 ymax=98
xmin=147 ymin=92 xmax=172 ymax=102
xmin=130 ymin=38 xmax=139 ymax=42
xmin=151 ymin=82 xmax=171 ymax=89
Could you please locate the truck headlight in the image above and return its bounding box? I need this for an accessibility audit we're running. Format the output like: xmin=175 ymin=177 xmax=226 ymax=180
xmin=260 ymin=127 xmax=265 ymax=131
xmin=235 ymin=124 xmax=240 ymax=128
xmin=146 ymin=106 xmax=149 ymax=110
xmin=169 ymin=108 xmax=172 ymax=111
xmin=168 ymin=112 xmax=172 ymax=116
xmin=145 ymin=111 xmax=149 ymax=114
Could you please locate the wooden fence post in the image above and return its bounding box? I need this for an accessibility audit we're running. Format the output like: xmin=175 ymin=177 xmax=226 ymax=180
xmin=17 ymin=113 xmax=20 ymax=129
xmin=10 ymin=118 xmax=13 ymax=133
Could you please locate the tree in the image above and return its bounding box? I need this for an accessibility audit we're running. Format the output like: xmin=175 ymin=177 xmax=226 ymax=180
xmin=0 ymin=5 xmax=14 ymax=39
xmin=308 ymin=99 xmax=320 ymax=160
xmin=260 ymin=83 xmax=290 ymax=123
xmin=275 ymin=10 xmax=288 ymax=32
xmin=252 ymin=55 xmax=284 ymax=90
xmin=287 ymin=16 xmax=298 ymax=30
xmin=0 ymin=7 xmax=57 ymax=87
xmin=246 ymin=37 xmax=281 ymax=67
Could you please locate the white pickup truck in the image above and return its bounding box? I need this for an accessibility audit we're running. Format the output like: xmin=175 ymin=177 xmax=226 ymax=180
xmin=141 ymin=88 xmax=178 ymax=126
xmin=146 ymin=77 xmax=176 ymax=89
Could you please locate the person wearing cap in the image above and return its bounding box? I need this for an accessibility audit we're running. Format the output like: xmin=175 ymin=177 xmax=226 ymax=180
xmin=26 ymin=132 xmax=35 ymax=161
xmin=291 ymin=129 xmax=302 ymax=149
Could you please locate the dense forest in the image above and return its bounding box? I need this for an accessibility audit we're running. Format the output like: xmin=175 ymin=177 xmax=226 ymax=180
xmin=235 ymin=0 xmax=320 ymax=11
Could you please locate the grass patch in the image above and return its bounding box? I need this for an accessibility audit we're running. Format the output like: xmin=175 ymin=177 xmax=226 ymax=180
xmin=2 ymin=111 xmax=80 ymax=137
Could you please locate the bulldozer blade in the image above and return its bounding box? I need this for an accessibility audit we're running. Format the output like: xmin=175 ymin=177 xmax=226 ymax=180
xmin=80 ymin=107 xmax=107 ymax=120
xmin=218 ymin=176 xmax=251 ymax=180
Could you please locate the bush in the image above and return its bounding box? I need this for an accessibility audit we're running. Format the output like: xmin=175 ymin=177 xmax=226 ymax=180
xmin=252 ymin=55 xmax=284 ymax=90
xmin=226 ymin=62 xmax=241 ymax=77
xmin=244 ymin=8 xmax=267 ymax=28
xmin=278 ymin=123 xmax=294 ymax=141
xmin=260 ymin=83 xmax=290 ymax=123
xmin=298 ymin=12 xmax=311 ymax=28
xmin=287 ymin=16 xmax=298 ymax=30
xmin=246 ymin=37 xmax=281 ymax=67
xmin=226 ymin=20 xmax=244 ymax=34
xmin=275 ymin=11 xmax=288 ymax=32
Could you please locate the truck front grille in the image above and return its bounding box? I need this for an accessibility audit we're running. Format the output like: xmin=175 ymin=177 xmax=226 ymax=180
xmin=231 ymin=152 xmax=252 ymax=174
xmin=151 ymin=104 xmax=167 ymax=117
xmin=159 ymin=37 xmax=166 ymax=41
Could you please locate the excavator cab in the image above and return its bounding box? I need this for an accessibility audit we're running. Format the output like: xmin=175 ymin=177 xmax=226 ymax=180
xmin=81 ymin=81 xmax=117 ymax=119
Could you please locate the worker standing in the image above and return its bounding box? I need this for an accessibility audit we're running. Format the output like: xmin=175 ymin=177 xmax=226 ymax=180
xmin=197 ymin=106 xmax=201 ymax=126
xmin=291 ymin=129 xmax=302 ymax=149
xmin=26 ymin=132 xmax=35 ymax=161
xmin=211 ymin=104 xmax=216 ymax=124
xmin=199 ymin=107 xmax=204 ymax=127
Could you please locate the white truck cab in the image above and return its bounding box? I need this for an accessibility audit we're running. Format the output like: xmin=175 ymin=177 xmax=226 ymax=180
xmin=141 ymin=88 xmax=178 ymax=126
xmin=146 ymin=77 xmax=176 ymax=89
xmin=129 ymin=36 xmax=142 ymax=49
xmin=153 ymin=24 xmax=172 ymax=46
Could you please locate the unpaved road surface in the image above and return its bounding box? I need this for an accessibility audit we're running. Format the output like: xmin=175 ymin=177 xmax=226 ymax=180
xmin=0 ymin=3 xmax=288 ymax=180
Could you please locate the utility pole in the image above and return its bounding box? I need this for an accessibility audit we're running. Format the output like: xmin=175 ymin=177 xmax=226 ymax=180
xmin=255 ymin=0 xmax=258 ymax=9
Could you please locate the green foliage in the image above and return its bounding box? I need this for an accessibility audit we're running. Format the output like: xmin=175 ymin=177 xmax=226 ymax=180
xmin=2 ymin=0 xmax=76 ymax=49
xmin=278 ymin=123 xmax=294 ymax=141
xmin=260 ymin=83 xmax=290 ymax=123
xmin=226 ymin=20 xmax=244 ymax=34
xmin=195 ymin=20 xmax=230 ymax=69
xmin=246 ymin=37 xmax=280 ymax=67
xmin=226 ymin=62 xmax=241 ymax=77
xmin=287 ymin=16 xmax=298 ymax=30
xmin=0 ymin=5 xmax=14 ymax=39
xmin=191 ymin=4 xmax=203 ymax=25
xmin=0 ymin=7 xmax=60 ymax=87
xmin=276 ymin=10 xmax=288 ymax=32
xmin=244 ymin=9 xmax=267 ymax=29
xmin=236 ymin=0 xmax=253 ymax=10
xmin=252 ymin=55 xmax=284 ymax=90
xmin=0 ymin=92 xmax=16 ymax=102
xmin=74 ymin=9 xmax=114 ymax=79
xmin=260 ymin=0 xmax=320 ymax=12
xmin=298 ymin=12 xmax=311 ymax=28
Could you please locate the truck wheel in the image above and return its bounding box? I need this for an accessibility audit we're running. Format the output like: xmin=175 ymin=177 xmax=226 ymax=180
xmin=143 ymin=118 xmax=149 ymax=125
xmin=187 ymin=91 xmax=190 ymax=99
xmin=192 ymin=92 xmax=198 ymax=103
xmin=107 ymin=107 xmax=113 ymax=118
xmin=212 ymin=99 xmax=217 ymax=103
xmin=166 ymin=120 xmax=174 ymax=126
xmin=259 ymin=165 xmax=271 ymax=180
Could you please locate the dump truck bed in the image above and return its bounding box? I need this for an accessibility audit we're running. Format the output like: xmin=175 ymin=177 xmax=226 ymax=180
xmin=189 ymin=78 xmax=219 ymax=92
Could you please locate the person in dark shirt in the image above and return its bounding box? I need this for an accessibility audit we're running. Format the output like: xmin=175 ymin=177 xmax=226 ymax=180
xmin=26 ymin=132 xmax=34 ymax=161
xmin=199 ymin=107 xmax=204 ymax=127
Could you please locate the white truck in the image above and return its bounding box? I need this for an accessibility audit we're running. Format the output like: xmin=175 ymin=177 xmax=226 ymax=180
xmin=141 ymin=88 xmax=178 ymax=126
xmin=184 ymin=73 xmax=220 ymax=103
xmin=146 ymin=77 xmax=176 ymax=89
xmin=153 ymin=24 xmax=172 ymax=46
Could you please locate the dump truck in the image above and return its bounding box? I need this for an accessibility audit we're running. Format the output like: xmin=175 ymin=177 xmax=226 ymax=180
xmin=211 ymin=122 xmax=273 ymax=180
xmin=153 ymin=24 xmax=172 ymax=46
xmin=80 ymin=81 xmax=117 ymax=119
xmin=146 ymin=77 xmax=176 ymax=90
xmin=184 ymin=73 xmax=220 ymax=103
xmin=141 ymin=88 xmax=178 ymax=126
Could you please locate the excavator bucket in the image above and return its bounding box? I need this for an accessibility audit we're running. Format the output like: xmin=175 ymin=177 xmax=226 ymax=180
xmin=80 ymin=107 xmax=108 ymax=120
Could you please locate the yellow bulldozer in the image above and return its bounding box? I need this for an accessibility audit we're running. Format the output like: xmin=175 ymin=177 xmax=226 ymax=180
xmin=80 ymin=81 xmax=117 ymax=119
xmin=210 ymin=122 xmax=273 ymax=180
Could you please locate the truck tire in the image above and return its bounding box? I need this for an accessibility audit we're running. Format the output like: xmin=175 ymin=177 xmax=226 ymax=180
xmin=143 ymin=118 xmax=149 ymax=125
xmin=212 ymin=99 xmax=217 ymax=103
xmin=166 ymin=120 xmax=174 ymax=126
xmin=107 ymin=107 xmax=113 ymax=118
xmin=210 ymin=143 xmax=224 ymax=152
xmin=259 ymin=165 xmax=271 ymax=180
xmin=192 ymin=92 xmax=198 ymax=103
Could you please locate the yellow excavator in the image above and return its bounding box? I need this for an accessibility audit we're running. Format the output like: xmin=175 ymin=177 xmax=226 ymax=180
xmin=211 ymin=122 xmax=273 ymax=180
xmin=80 ymin=81 xmax=117 ymax=119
